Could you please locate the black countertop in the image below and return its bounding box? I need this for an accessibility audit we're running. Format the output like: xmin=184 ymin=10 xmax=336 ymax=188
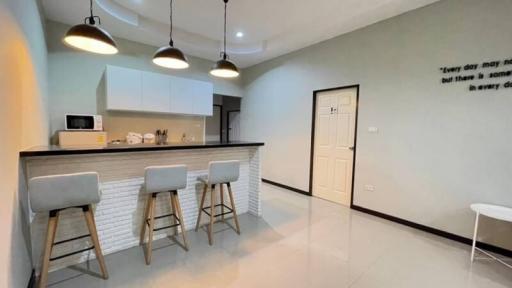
xmin=20 ymin=141 xmax=264 ymax=157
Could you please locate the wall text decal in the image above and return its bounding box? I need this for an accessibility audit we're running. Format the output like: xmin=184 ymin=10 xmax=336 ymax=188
xmin=439 ymin=58 xmax=512 ymax=91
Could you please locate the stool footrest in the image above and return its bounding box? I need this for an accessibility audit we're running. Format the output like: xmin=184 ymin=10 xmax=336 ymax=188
xmin=152 ymin=223 xmax=181 ymax=232
xmin=202 ymin=204 xmax=234 ymax=218
xmin=49 ymin=246 xmax=95 ymax=261
xmin=145 ymin=213 xmax=181 ymax=232
xmin=153 ymin=213 xmax=179 ymax=221
xmin=53 ymin=234 xmax=91 ymax=246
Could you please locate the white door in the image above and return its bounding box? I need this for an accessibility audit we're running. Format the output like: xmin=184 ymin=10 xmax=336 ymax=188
xmin=312 ymin=87 xmax=357 ymax=206
xmin=228 ymin=111 xmax=241 ymax=141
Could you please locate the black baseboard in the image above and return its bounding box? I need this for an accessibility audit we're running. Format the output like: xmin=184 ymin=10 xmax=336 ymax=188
xmin=351 ymin=205 xmax=512 ymax=258
xmin=261 ymin=179 xmax=311 ymax=196
xmin=27 ymin=269 xmax=35 ymax=288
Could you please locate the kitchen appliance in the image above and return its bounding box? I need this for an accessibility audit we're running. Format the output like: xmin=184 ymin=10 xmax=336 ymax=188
xmin=58 ymin=131 xmax=107 ymax=147
xmin=65 ymin=114 xmax=103 ymax=131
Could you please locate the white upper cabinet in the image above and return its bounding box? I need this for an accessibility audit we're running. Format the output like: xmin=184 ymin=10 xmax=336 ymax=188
xmin=170 ymin=76 xmax=214 ymax=116
xmin=142 ymin=71 xmax=171 ymax=113
xmin=105 ymin=65 xmax=142 ymax=111
xmin=104 ymin=65 xmax=213 ymax=116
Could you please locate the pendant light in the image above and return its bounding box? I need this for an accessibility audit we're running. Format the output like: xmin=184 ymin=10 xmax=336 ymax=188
xmin=63 ymin=0 xmax=118 ymax=54
xmin=210 ymin=0 xmax=239 ymax=78
xmin=153 ymin=0 xmax=189 ymax=69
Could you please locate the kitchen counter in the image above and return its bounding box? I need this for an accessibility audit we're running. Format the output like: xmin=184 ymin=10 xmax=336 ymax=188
xmin=21 ymin=141 xmax=263 ymax=273
xmin=20 ymin=141 xmax=264 ymax=157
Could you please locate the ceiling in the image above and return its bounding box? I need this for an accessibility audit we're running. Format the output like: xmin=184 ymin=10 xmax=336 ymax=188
xmin=41 ymin=0 xmax=439 ymax=68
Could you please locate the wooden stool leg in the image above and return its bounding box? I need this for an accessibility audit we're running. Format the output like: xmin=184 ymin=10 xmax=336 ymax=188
xmin=227 ymin=183 xmax=241 ymax=234
xmin=471 ymin=212 xmax=480 ymax=262
xmin=145 ymin=194 xmax=157 ymax=265
xmin=172 ymin=191 xmax=189 ymax=250
xmin=169 ymin=192 xmax=177 ymax=236
xmin=195 ymin=184 xmax=208 ymax=231
xmin=208 ymin=184 xmax=216 ymax=246
xmin=139 ymin=196 xmax=151 ymax=245
xmin=83 ymin=205 xmax=109 ymax=280
xmin=38 ymin=212 xmax=59 ymax=288
xmin=220 ymin=183 xmax=225 ymax=221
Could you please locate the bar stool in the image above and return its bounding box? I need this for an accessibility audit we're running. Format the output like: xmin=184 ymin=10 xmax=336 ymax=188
xmin=28 ymin=172 xmax=108 ymax=288
xmin=195 ymin=160 xmax=241 ymax=245
xmin=140 ymin=165 xmax=189 ymax=265
xmin=470 ymin=203 xmax=512 ymax=268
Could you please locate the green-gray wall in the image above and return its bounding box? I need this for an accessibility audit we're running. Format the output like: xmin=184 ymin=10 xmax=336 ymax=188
xmin=241 ymin=0 xmax=512 ymax=250
xmin=46 ymin=20 xmax=244 ymax=140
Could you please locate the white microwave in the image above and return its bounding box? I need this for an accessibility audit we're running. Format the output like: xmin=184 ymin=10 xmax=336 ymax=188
xmin=65 ymin=114 xmax=103 ymax=131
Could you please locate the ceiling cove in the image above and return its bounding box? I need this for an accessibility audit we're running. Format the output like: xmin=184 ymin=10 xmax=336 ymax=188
xmin=42 ymin=0 xmax=440 ymax=68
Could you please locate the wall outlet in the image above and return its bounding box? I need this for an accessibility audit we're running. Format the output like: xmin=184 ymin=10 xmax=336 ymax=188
xmin=368 ymin=127 xmax=379 ymax=133
xmin=364 ymin=184 xmax=375 ymax=191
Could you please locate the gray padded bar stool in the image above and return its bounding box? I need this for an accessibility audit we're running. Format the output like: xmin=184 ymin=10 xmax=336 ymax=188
xmin=29 ymin=172 xmax=108 ymax=288
xmin=140 ymin=165 xmax=189 ymax=265
xmin=195 ymin=160 xmax=241 ymax=245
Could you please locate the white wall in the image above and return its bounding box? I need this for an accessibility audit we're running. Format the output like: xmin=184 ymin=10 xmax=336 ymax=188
xmin=241 ymin=0 xmax=512 ymax=250
xmin=46 ymin=21 xmax=244 ymax=141
xmin=0 ymin=0 xmax=49 ymax=286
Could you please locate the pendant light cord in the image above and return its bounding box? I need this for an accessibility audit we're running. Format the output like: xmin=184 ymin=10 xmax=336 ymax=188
xmin=86 ymin=0 xmax=100 ymax=25
xmin=90 ymin=0 xmax=94 ymax=19
xmin=169 ymin=0 xmax=174 ymax=46
xmin=222 ymin=0 xmax=228 ymax=59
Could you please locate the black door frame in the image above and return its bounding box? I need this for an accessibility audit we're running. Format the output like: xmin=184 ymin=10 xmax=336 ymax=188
xmin=309 ymin=84 xmax=360 ymax=206
xmin=226 ymin=110 xmax=241 ymax=142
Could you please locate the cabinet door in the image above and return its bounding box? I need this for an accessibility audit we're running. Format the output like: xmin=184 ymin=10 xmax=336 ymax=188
xmin=142 ymin=71 xmax=171 ymax=113
xmin=106 ymin=65 xmax=142 ymax=111
xmin=169 ymin=76 xmax=195 ymax=115
xmin=170 ymin=76 xmax=213 ymax=116
xmin=194 ymin=81 xmax=213 ymax=116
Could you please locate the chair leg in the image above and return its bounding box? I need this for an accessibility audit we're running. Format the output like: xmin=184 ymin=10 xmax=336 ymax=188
xmin=208 ymin=184 xmax=216 ymax=246
xmin=471 ymin=212 xmax=480 ymax=263
xmin=220 ymin=183 xmax=225 ymax=221
xmin=83 ymin=205 xmax=109 ymax=280
xmin=38 ymin=212 xmax=59 ymax=288
xmin=145 ymin=194 xmax=157 ymax=265
xmin=227 ymin=183 xmax=241 ymax=235
xmin=195 ymin=184 xmax=208 ymax=231
xmin=169 ymin=192 xmax=177 ymax=236
xmin=172 ymin=191 xmax=189 ymax=251
xmin=139 ymin=196 xmax=151 ymax=245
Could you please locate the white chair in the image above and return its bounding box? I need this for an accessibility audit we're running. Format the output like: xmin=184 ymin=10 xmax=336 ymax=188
xmin=29 ymin=172 xmax=108 ymax=288
xmin=140 ymin=165 xmax=189 ymax=265
xmin=470 ymin=203 xmax=512 ymax=268
xmin=195 ymin=160 xmax=241 ymax=245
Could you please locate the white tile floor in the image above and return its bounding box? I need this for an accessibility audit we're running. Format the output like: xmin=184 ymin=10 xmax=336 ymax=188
xmin=47 ymin=183 xmax=512 ymax=288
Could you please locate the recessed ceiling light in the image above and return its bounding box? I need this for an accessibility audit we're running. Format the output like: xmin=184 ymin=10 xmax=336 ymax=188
xmin=236 ymin=32 xmax=244 ymax=38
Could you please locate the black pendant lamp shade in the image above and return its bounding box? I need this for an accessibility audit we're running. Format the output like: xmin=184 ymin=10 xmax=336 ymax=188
xmin=210 ymin=0 xmax=239 ymax=78
xmin=63 ymin=0 xmax=118 ymax=54
xmin=211 ymin=57 xmax=239 ymax=78
xmin=153 ymin=0 xmax=189 ymax=69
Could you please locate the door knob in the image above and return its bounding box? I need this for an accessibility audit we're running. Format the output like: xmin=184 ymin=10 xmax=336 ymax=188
xmin=349 ymin=147 xmax=354 ymax=151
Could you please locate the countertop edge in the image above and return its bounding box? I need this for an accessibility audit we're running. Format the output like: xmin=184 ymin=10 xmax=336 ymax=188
xmin=20 ymin=142 xmax=265 ymax=158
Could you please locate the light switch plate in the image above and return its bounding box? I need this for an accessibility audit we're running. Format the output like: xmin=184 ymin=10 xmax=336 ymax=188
xmin=368 ymin=127 xmax=379 ymax=133
xmin=364 ymin=185 xmax=375 ymax=191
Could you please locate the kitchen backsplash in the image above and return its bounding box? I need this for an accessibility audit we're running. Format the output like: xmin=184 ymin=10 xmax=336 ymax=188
xmin=103 ymin=111 xmax=204 ymax=143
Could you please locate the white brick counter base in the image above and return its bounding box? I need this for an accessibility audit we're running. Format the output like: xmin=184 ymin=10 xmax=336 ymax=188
xmin=24 ymin=147 xmax=261 ymax=273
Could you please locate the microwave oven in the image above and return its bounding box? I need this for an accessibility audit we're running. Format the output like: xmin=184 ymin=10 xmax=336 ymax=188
xmin=65 ymin=114 xmax=103 ymax=131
